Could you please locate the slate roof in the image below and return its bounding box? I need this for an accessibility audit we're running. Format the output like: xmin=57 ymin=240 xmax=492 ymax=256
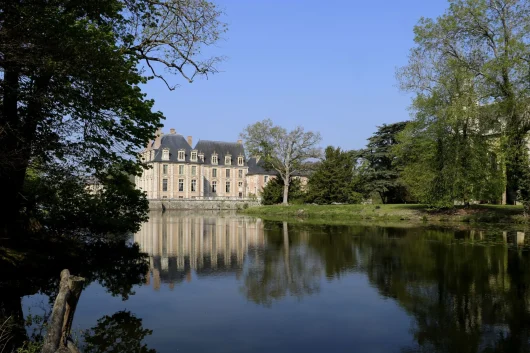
xmin=247 ymin=157 xmax=276 ymax=176
xmin=151 ymin=134 xmax=193 ymax=162
xmin=194 ymin=140 xmax=247 ymax=166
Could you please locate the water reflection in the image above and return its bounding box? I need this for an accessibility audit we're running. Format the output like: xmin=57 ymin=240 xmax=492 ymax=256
xmin=134 ymin=212 xmax=267 ymax=290
xmin=135 ymin=214 xmax=530 ymax=353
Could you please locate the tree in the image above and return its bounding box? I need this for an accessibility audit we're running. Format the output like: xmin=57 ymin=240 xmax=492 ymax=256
xmin=240 ymin=119 xmax=321 ymax=204
xmin=306 ymin=146 xmax=361 ymax=204
xmin=397 ymin=0 xmax=530 ymax=208
xmin=261 ymin=177 xmax=305 ymax=205
xmin=0 ymin=0 xmax=225 ymax=234
xmin=358 ymin=122 xmax=409 ymax=204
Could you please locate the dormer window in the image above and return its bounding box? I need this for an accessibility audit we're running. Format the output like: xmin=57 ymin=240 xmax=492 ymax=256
xmin=191 ymin=151 xmax=197 ymax=162
xmin=162 ymin=148 xmax=169 ymax=161
xmin=225 ymin=155 xmax=232 ymax=165
xmin=238 ymin=156 xmax=244 ymax=166
xmin=199 ymin=153 xmax=205 ymax=162
xmin=212 ymin=154 xmax=218 ymax=165
xmin=178 ymin=150 xmax=185 ymax=161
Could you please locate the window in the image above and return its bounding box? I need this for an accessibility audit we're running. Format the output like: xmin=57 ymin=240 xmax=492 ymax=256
xmin=212 ymin=181 xmax=217 ymax=193
xmin=238 ymin=156 xmax=244 ymax=166
xmin=162 ymin=149 xmax=169 ymax=161
xmin=163 ymin=164 xmax=168 ymax=174
xmin=162 ymin=179 xmax=168 ymax=191
xmin=191 ymin=180 xmax=196 ymax=192
xmin=178 ymin=150 xmax=185 ymax=161
xmin=226 ymin=181 xmax=231 ymax=193
xmin=192 ymin=166 xmax=197 ymax=176
xmin=238 ymin=181 xmax=243 ymax=187
xmin=178 ymin=179 xmax=184 ymax=192
xmin=226 ymin=169 xmax=230 ymax=178
xmin=238 ymin=169 xmax=243 ymax=178
xmin=264 ymin=176 xmax=269 ymax=183
xmin=191 ymin=151 xmax=197 ymax=161
xmin=199 ymin=153 xmax=204 ymax=162
xmin=212 ymin=155 xmax=218 ymax=165
xmin=225 ymin=155 xmax=231 ymax=165
xmin=179 ymin=196 xmax=184 ymax=199
xmin=179 ymin=165 xmax=184 ymax=175
xmin=212 ymin=168 xmax=217 ymax=178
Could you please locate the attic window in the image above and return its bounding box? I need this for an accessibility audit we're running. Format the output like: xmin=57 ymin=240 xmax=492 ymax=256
xmin=162 ymin=149 xmax=169 ymax=161
xmin=225 ymin=155 xmax=232 ymax=165
xmin=191 ymin=151 xmax=197 ymax=162
xmin=238 ymin=156 xmax=244 ymax=166
xmin=199 ymin=153 xmax=204 ymax=162
xmin=178 ymin=150 xmax=185 ymax=161
xmin=212 ymin=154 xmax=218 ymax=165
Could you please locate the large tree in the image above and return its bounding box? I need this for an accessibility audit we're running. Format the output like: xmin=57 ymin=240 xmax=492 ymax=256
xmin=240 ymin=119 xmax=321 ymax=204
xmin=397 ymin=0 xmax=530 ymax=208
xmin=358 ymin=122 xmax=409 ymax=204
xmin=306 ymin=146 xmax=361 ymax=204
xmin=0 ymin=0 xmax=225 ymax=233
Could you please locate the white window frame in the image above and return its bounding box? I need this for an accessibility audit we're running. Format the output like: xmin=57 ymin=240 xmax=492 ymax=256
xmin=162 ymin=149 xmax=169 ymax=161
xmin=238 ymin=156 xmax=244 ymax=166
xmin=191 ymin=179 xmax=196 ymax=192
xmin=212 ymin=155 xmax=218 ymax=165
xmin=212 ymin=181 xmax=217 ymax=193
xmin=225 ymin=155 xmax=231 ymax=165
xmin=178 ymin=150 xmax=185 ymax=161
xmin=191 ymin=151 xmax=197 ymax=162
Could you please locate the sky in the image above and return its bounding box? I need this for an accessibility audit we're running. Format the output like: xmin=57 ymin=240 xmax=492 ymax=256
xmin=142 ymin=0 xmax=449 ymax=151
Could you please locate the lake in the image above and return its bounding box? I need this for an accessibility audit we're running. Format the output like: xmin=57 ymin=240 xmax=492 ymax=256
xmin=18 ymin=212 xmax=530 ymax=353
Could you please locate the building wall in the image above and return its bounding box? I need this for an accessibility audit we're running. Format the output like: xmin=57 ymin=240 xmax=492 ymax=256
xmin=136 ymin=161 xmax=249 ymax=199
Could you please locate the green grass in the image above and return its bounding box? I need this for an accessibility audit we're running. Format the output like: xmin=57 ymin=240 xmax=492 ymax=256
xmin=240 ymin=204 xmax=527 ymax=227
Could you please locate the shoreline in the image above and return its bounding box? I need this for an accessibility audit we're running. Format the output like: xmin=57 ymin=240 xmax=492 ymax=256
xmin=239 ymin=204 xmax=528 ymax=229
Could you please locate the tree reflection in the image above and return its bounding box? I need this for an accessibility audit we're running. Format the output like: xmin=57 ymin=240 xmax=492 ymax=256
xmin=83 ymin=311 xmax=156 ymax=353
xmin=0 ymin=235 xmax=149 ymax=351
xmin=242 ymin=221 xmax=322 ymax=306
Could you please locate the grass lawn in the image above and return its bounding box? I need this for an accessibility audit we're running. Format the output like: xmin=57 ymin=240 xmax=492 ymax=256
xmin=240 ymin=203 xmax=526 ymax=226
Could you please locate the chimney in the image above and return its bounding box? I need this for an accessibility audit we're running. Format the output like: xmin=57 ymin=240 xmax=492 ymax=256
xmin=237 ymin=139 xmax=243 ymax=144
xmin=170 ymin=128 xmax=176 ymax=134
xmin=187 ymin=136 xmax=193 ymax=146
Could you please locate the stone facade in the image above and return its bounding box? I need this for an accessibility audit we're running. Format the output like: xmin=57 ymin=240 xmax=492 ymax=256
xmin=136 ymin=129 xmax=250 ymax=200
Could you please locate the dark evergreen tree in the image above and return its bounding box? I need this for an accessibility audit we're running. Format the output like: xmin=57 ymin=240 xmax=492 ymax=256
xmin=358 ymin=122 xmax=409 ymax=204
xmin=306 ymin=146 xmax=361 ymax=204
xmin=261 ymin=177 xmax=305 ymax=205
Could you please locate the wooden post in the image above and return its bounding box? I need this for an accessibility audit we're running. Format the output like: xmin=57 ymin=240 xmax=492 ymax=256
xmin=41 ymin=269 xmax=84 ymax=353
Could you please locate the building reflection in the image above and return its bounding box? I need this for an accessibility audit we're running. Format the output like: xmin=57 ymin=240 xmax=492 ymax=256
xmin=134 ymin=212 xmax=266 ymax=290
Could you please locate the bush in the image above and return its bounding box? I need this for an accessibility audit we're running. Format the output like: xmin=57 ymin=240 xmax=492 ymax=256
xmin=261 ymin=178 xmax=305 ymax=205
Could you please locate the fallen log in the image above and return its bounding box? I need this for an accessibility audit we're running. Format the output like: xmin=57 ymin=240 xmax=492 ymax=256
xmin=41 ymin=269 xmax=84 ymax=353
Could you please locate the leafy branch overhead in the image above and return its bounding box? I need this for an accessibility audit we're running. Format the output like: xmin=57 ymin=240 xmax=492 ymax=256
xmin=0 ymin=0 xmax=226 ymax=234
xmin=125 ymin=0 xmax=227 ymax=90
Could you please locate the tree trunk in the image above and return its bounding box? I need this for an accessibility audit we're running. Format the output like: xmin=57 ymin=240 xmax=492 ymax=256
xmin=282 ymin=180 xmax=289 ymax=205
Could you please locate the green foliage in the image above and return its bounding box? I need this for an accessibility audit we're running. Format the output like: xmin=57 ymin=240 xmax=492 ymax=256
xmin=240 ymin=119 xmax=321 ymax=204
xmin=261 ymin=178 xmax=305 ymax=205
xmin=397 ymin=0 xmax=530 ymax=206
xmin=306 ymin=146 xmax=360 ymax=204
xmin=357 ymin=122 xmax=409 ymax=204
xmin=0 ymin=0 xmax=225 ymax=233
xmin=396 ymin=63 xmax=505 ymax=207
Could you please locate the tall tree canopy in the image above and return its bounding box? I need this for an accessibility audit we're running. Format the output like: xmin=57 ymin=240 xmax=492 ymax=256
xmin=358 ymin=122 xmax=409 ymax=204
xmin=397 ymin=0 xmax=530 ymax=208
xmin=306 ymin=146 xmax=361 ymax=204
xmin=0 ymin=0 xmax=225 ymax=233
xmin=240 ymin=119 xmax=321 ymax=204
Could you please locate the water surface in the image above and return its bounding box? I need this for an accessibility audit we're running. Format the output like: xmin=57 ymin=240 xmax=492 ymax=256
xmin=20 ymin=212 xmax=530 ymax=353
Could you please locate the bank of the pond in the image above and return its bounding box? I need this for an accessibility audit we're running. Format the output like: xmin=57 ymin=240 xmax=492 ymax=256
xmin=240 ymin=204 xmax=527 ymax=226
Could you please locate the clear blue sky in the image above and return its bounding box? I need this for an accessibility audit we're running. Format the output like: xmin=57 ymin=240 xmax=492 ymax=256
xmin=142 ymin=0 xmax=449 ymax=150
